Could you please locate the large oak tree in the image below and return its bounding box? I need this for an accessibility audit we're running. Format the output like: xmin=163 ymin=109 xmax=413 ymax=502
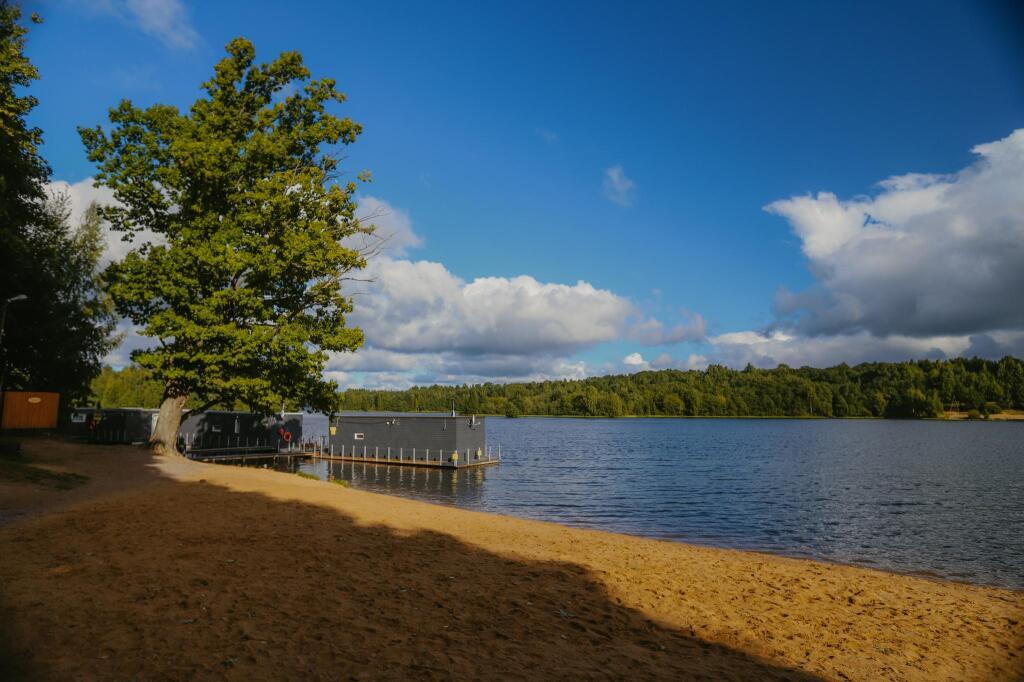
xmin=80 ymin=38 xmax=368 ymax=454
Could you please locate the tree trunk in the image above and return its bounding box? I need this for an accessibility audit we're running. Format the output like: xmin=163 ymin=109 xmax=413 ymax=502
xmin=150 ymin=395 xmax=187 ymax=456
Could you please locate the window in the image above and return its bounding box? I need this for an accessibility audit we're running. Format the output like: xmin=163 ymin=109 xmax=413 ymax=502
xmin=211 ymin=425 xmax=222 ymax=433
xmin=353 ymin=433 xmax=364 ymax=440
xmin=70 ymin=413 xmax=87 ymax=423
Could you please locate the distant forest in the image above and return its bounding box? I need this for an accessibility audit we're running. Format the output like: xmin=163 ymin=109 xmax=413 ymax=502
xmin=90 ymin=357 xmax=1024 ymax=419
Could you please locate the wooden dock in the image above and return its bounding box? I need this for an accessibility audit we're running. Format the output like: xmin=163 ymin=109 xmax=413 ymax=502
xmin=312 ymin=453 xmax=499 ymax=469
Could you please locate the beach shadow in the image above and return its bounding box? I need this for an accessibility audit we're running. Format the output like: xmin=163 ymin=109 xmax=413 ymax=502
xmin=0 ymin=445 xmax=822 ymax=680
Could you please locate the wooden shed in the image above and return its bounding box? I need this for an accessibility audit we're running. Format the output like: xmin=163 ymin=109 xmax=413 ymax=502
xmin=1 ymin=391 xmax=60 ymax=429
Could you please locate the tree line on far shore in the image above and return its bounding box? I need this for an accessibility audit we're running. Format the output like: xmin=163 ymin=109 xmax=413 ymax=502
xmin=91 ymin=356 xmax=1024 ymax=419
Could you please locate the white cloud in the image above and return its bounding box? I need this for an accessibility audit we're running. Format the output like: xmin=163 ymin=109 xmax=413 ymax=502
xmin=648 ymin=352 xmax=709 ymax=371
xmin=326 ymin=348 xmax=421 ymax=373
xmin=629 ymin=312 xmax=707 ymax=346
xmin=602 ymin=165 xmax=635 ymax=207
xmin=623 ymin=352 xmax=647 ymax=368
xmin=83 ymin=0 xmax=199 ymax=50
xmin=765 ymin=128 xmax=1024 ymax=338
xmin=349 ymin=195 xmax=424 ymax=257
xmin=705 ymin=330 xmax=975 ymax=368
xmin=351 ymin=257 xmax=634 ymax=356
xmin=46 ymin=178 xmax=161 ymax=267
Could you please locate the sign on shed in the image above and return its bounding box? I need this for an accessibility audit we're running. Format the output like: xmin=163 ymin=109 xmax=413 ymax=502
xmin=1 ymin=391 xmax=60 ymax=429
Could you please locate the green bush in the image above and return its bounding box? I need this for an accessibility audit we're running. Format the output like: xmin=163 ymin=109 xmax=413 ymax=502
xmin=295 ymin=471 xmax=320 ymax=481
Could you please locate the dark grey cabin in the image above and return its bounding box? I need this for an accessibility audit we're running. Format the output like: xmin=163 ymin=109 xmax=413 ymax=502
xmin=329 ymin=414 xmax=488 ymax=466
xmin=63 ymin=407 xmax=158 ymax=444
xmin=178 ymin=411 xmax=303 ymax=452
xmin=62 ymin=407 xmax=303 ymax=451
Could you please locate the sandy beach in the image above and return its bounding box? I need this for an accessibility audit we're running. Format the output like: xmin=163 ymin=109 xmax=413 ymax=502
xmin=0 ymin=439 xmax=1021 ymax=680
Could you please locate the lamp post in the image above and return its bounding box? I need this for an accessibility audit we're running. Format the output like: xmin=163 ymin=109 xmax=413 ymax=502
xmin=0 ymin=294 xmax=28 ymax=428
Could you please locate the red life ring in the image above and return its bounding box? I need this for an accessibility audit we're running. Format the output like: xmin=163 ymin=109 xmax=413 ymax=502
xmin=283 ymin=431 xmax=292 ymax=443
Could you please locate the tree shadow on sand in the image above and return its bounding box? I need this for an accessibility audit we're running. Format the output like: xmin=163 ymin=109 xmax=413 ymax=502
xmin=0 ymin=447 xmax=822 ymax=680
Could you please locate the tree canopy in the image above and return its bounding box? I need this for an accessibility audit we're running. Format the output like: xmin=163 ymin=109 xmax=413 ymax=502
xmin=91 ymin=357 xmax=1024 ymax=420
xmin=0 ymin=4 xmax=115 ymax=401
xmin=80 ymin=37 xmax=368 ymax=452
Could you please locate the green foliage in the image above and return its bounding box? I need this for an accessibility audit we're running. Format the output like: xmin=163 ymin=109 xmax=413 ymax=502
xmin=296 ymin=471 xmax=320 ymax=481
xmin=2 ymin=196 xmax=117 ymax=399
xmin=0 ymin=3 xmax=47 ymax=232
xmin=79 ymin=38 xmax=368 ymax=415
xmin=90 ymin=365 xmax=165 ymax=408
xmin=336 ymin=357 xmax=1024 ymax=419
xmin=0 ymin=7 xmax=115 ymax=400
xmin=331 ymin=478 xmax=349 ymax=487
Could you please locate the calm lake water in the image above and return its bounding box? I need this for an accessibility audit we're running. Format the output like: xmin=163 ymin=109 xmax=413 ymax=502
xmin=294 ymin=416 xmax=1024 ymax=589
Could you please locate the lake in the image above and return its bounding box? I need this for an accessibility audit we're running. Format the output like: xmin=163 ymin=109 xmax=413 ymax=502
xmin=295 ymin=416 xmax=1024 ymax=589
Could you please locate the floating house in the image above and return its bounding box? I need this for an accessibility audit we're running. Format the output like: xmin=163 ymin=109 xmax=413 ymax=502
xmin=327 ymin=413 xmax=494 ymax=467
xmin=62 ymin=407 xmax=303 ymax=451
xmin=64 ymin=407 xmax=158 ymax=444
xmin=178 ymin=410 xmax=303 ymax=452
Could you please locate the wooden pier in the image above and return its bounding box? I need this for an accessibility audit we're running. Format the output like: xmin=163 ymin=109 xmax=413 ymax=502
xmin=312 ymin=453 xmax=499 ymax=469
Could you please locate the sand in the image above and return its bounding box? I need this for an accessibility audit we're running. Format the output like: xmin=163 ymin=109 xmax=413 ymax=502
xmin=0 ymin=439 xmax=1021 ymax=681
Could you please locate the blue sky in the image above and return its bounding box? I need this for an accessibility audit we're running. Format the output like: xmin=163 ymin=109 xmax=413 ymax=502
xmin=25 ymin=0 xmax=1024 ymax=387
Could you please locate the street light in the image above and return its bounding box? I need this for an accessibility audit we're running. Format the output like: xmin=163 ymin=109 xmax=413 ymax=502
xmin=0 ymin=294 xmax=29 ymax=428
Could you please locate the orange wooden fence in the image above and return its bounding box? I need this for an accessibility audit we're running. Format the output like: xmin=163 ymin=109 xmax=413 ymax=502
xmin=1 ymin=391 xmax=60 ymax=429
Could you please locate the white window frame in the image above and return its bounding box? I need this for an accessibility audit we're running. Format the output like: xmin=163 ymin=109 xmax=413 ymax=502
xmin=353 ymin=433 xmax=364 ymax=440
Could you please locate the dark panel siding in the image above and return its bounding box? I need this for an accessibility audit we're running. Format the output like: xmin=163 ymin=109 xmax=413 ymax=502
xmin=63 ymin=408 xmax=157 ymax=443
xmin=329 ymin=415 xmax=487 ymax=463
xmin=62 ymin=409 xmax=304 ymax=449
xmin=179 ymin=412 xmax=303 ymax=450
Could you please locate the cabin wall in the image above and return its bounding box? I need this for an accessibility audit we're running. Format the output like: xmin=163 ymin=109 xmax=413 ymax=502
xmin=178 ymin=411 xmax=303 ymax=450
xmin=62 ymin=408 xmax=303 ymax=449
xmin=63 ymin=407 xmax=157 ymax=443
xmin=329 ymin=415 xmax=486 ymax=461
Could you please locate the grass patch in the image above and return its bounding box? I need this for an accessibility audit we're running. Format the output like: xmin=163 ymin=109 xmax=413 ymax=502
xmin=0 ymin=459 xmax=89 ymax=490
xmin=295 ymin=471 xmax=320 ymax=481
xmin=331 ymin=478 xmax=350 ymax=488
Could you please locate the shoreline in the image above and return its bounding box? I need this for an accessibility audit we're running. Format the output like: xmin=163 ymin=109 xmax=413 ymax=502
xmin=315 ymin=459 xmax=1023 ymax=593
xmin=344 ymin=411 xmax=1024 ymax=421
xmin=1 ymin=439 xmax=1022 ymax=679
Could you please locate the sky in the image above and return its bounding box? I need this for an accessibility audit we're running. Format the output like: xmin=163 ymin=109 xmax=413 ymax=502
xmin=23 ymin=0 xmax=1024 ymax=388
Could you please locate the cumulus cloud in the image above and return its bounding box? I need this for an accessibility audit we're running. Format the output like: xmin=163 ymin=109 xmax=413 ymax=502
xmin=83 ymin=0 xmax=200 ymax=49
xmin=629 ymin=312 xmax=707 ymax=346
xmin=350 ymin=195 xmax=424 ymax=257
xmin=765 ymin=129 xmax=1024 ymax=338
xmin=706 ymin=330 xmax=971 ymax=368
xmin=602 ymin=165 xmax=635 ymax=207
xmin=351 ymin=257 xmax=634 ymax=356
xmin=623 ymin=352 xmax=648 ymax=368
xmin=46 ymin=178 xmax=161 ymax=267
